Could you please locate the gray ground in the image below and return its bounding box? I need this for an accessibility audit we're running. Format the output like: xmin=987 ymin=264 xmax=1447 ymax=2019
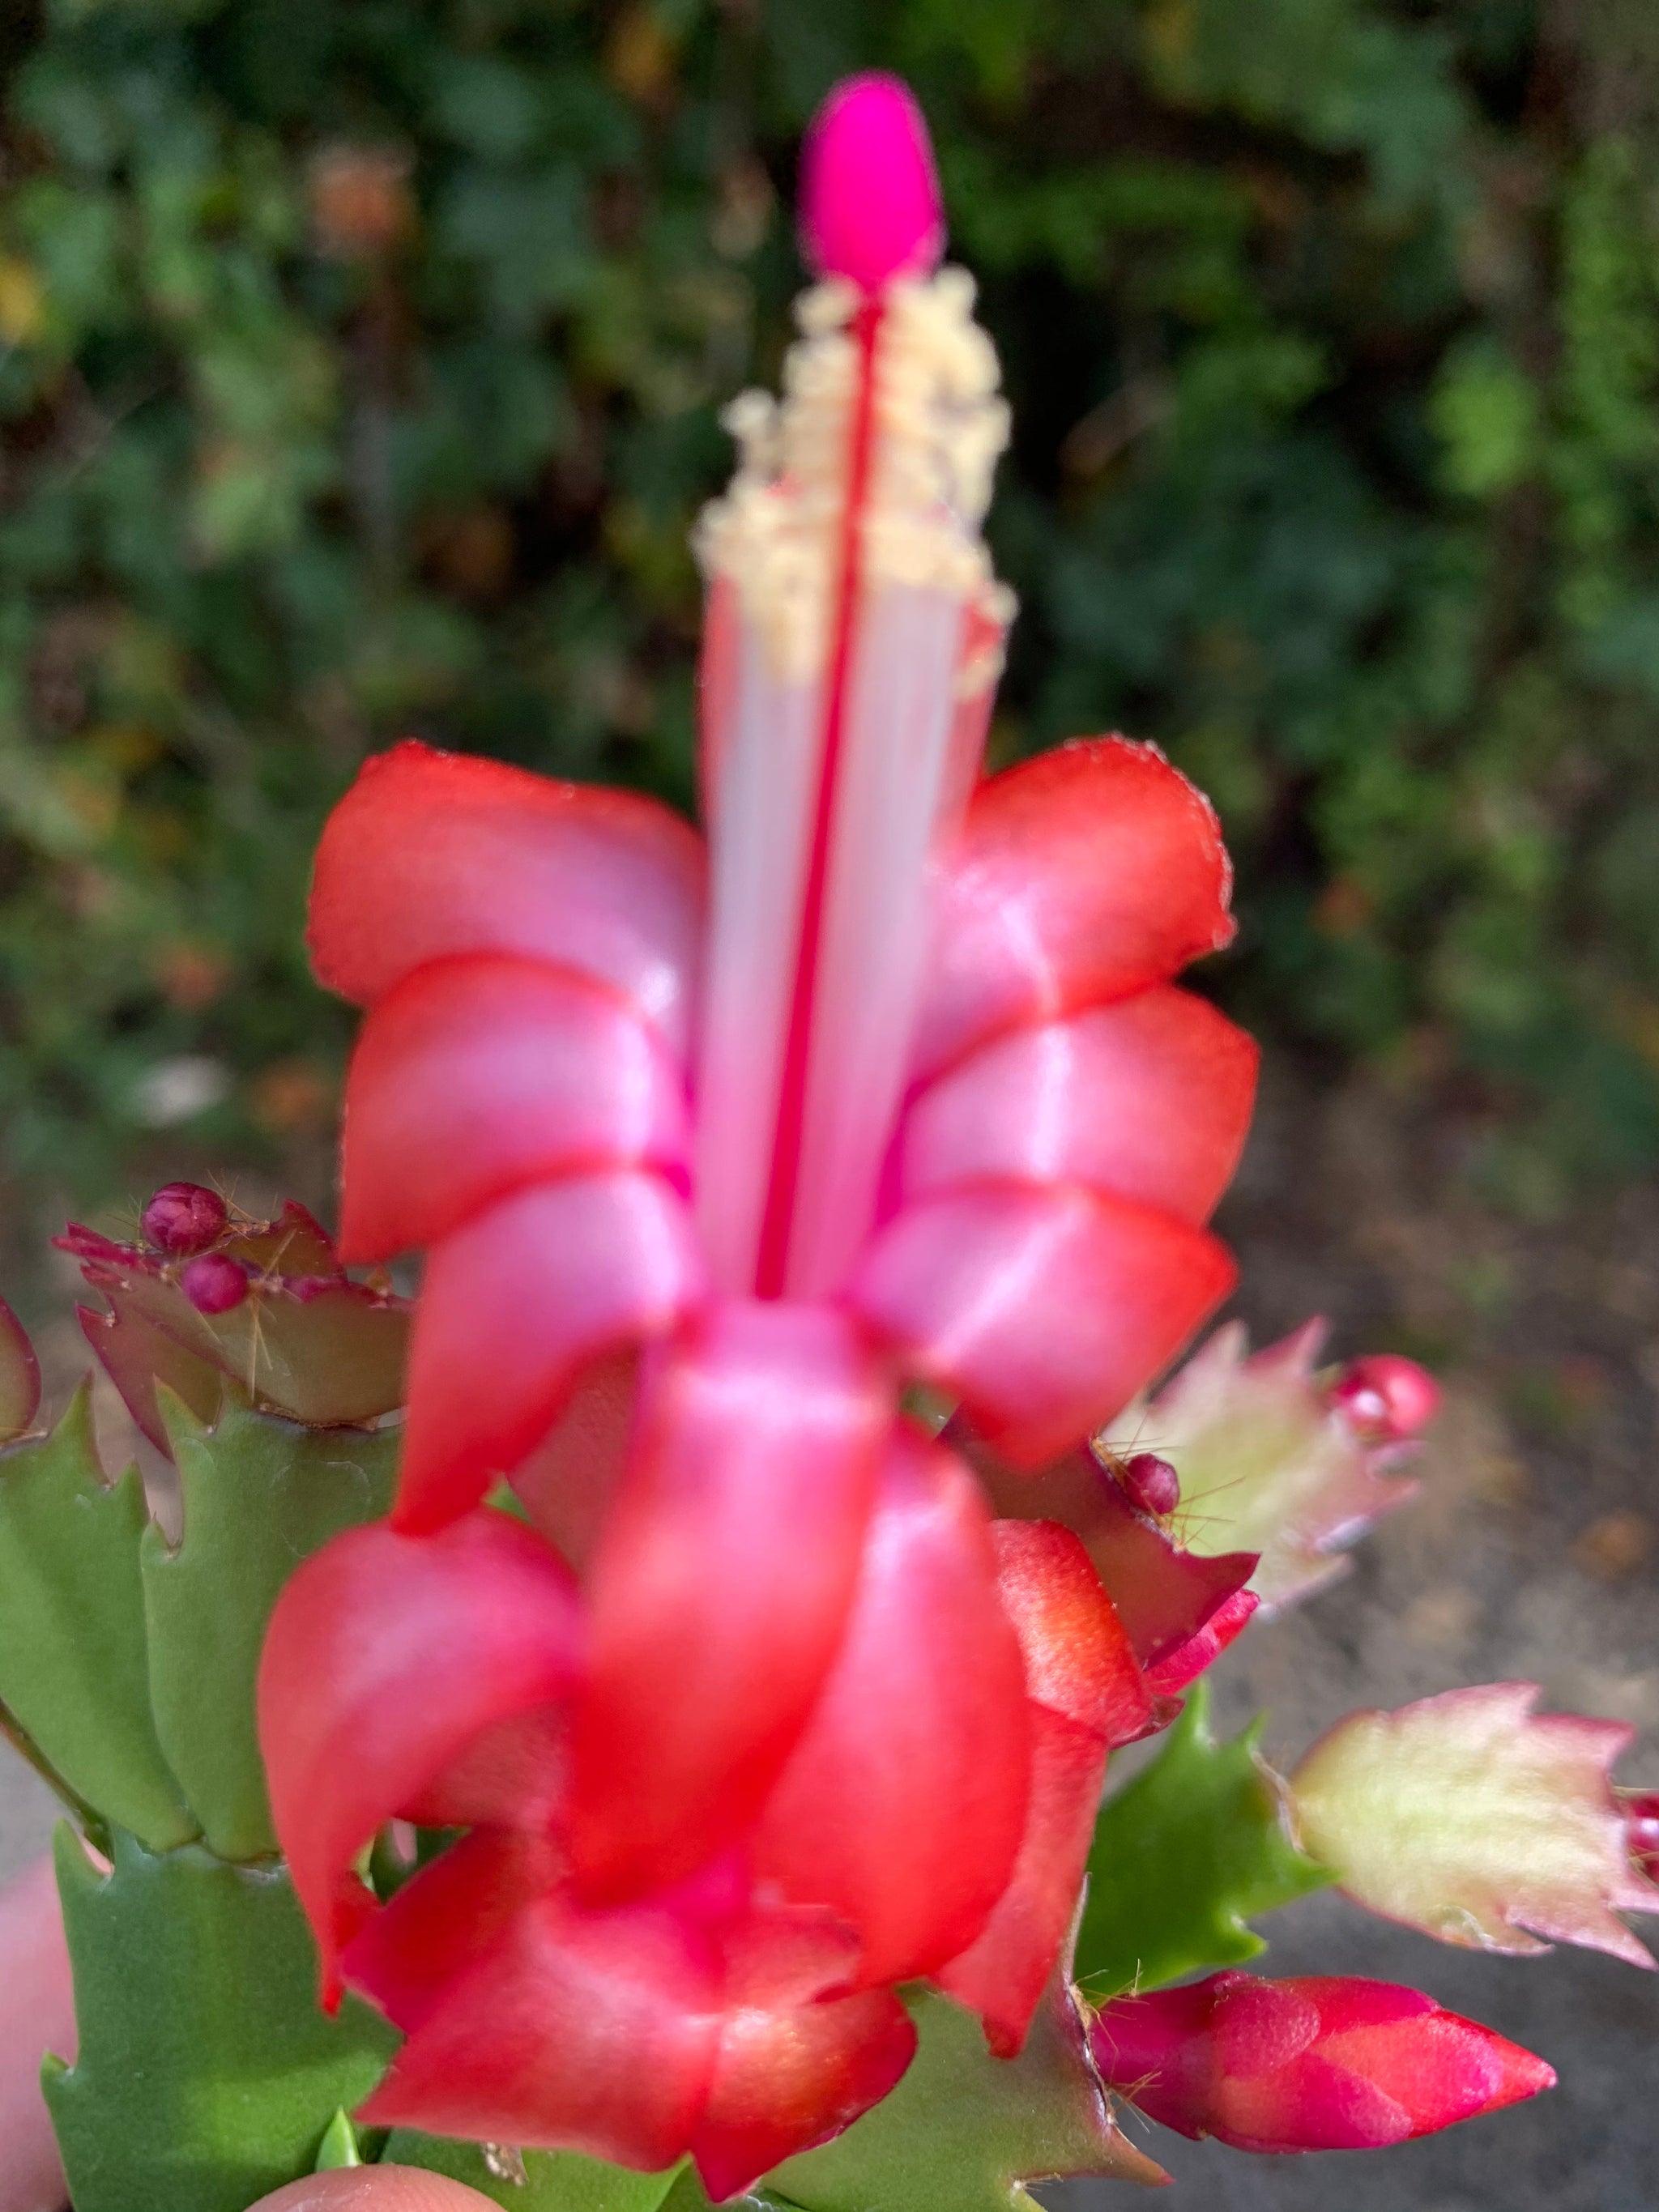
xmin=4 ymin=1065 xmax=1659 ymax=2206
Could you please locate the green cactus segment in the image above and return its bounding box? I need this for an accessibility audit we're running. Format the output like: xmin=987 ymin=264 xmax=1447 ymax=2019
xmin=381 ymin=2133 xmax=684 ymax=2210
xmin=142 ymin=1393 xmax=398 ymax=1861
xmin=0 ymin=1387 xmax=196 ymax=1851
xmin=1075 ymin=1681 xmax=1333 ymax=1999
xmin=770 ymin=1977 xmax=1165 ymax=2212
xmin=45 ymin=1825 xmax=399 ymax=2212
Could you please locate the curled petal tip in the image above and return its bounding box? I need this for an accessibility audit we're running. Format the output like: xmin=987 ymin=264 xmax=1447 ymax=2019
xmin=800 ymin=74 xmax=944 ymax=294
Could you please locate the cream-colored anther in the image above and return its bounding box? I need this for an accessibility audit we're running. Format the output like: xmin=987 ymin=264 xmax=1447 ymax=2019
xmin=697 ymin=267 xmax=1013 ymax=682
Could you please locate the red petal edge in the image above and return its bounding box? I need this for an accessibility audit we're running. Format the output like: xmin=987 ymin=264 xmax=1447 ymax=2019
xmin=911 ymin=738 xmax=1236 ymax=1082
xmin=257 ymin=1512 xmax=581 ymax=2003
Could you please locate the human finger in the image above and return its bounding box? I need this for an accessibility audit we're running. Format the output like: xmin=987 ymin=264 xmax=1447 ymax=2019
xmin=0 ymin=1853 xmax=75 ymax=2212
xmin=247 ymin=2172 xmax=498 ymax=2212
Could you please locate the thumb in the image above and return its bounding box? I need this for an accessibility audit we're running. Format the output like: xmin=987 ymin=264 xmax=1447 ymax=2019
xmin=0 ymin=1853 xmax=75 ymax=2212
xmin=249 ymin=2172 xmax=498 ymax=2211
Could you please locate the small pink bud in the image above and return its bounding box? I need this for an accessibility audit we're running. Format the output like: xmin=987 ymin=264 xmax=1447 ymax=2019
xmin=1626 ymin=1791 xmax=1659 ymax=1882
xmin=1331 ymin=1353 xmax=1440 ymax=1443
xmin=142 ymin=1180 xmax=229 ymax=1255
xmin=800 ymin=74 xmax=944 ymax=296
xmin=1120 ymin=1451 xmax=1179 ymax=1518
xmin=1091 ymin=1970 xmax=1555 ymax=2154
xmin=181 ymin=1252 xmax=249 ymax=1315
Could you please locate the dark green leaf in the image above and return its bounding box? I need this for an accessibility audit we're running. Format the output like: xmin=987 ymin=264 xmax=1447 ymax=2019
xmin=0 ymin=1386 xmax=195 ymax=1850
xmin=769 ymin=1972 xmax=1166 ymax=2212
xmin=141 ymin=1393 xmax=398 ymax=1860
xmin=381 ymin=2132 xmax=683 ymax=2210
xmin=1075 ymin=1681 xmax=1333 ymax=1999
xmin=45 ymin=1825 xmax=398 ymax=2212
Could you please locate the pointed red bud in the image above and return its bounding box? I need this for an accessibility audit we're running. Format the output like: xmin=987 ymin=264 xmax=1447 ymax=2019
xmin=141 ymin=1181 xmax=229 ymax=1255
xmin=800 ymin=74 xmax=944 ymax=296
xmin=181 ymin=1252 xmax=249 ymax=1315
xmin=1120 ymin=1451 xmax=1179 ymax=1519
xmin=1091 ymin=1970 xmax=1555 ymax=2154
xmin=1331 ymin=1354 xmax=1440 ymax=1443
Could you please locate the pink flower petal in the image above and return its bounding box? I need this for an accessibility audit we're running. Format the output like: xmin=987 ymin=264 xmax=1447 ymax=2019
xmin=1218 ymin=2048 xmax=1411 ymax=2153
xmin=1144 ymin=1585 xmax=1259 ymax=1697
xmin=567 ymin=1302 xmax=888 ymax=1900
xmin=987 ymin=1519 xmax=1153 ymax=1745
xmin=507 ymin=1348 xmax=640 ymax=1571
xmin=910 ymin=738 xmax=1236 ymax=1084
xmin=343 ymin=1826 xmax=565 ymax=2033
xmin=851 ymin=1182 xmax=1236 ymax=1468
xmin=934 ymin=1707 xmax=1110 ymax=2056
xmin=692 ymin=1985 xmax=917 ymax=2201
xmin=338 ymin=953 xmax=690 ymax=1263
xmin=308 ymin=740 xmax=704 ymax=1057
xmin=933 ymin=1524 xmax=1150 ymax=2053
xmin=752 ymin=1422 xmax=1031 ymax=1986
xmin=403 ymin=1702 xmax=572 ymax=1831
xmin=257 ymin=1513 xmax=582 ymax=2003
xmin=355 ymin=1879 xmax=723 ymax=2171
xmin=396 ymin=1171 xmax=705 ymax=1532
xmin=898 ymin=987 xmax=1257 ymax=1227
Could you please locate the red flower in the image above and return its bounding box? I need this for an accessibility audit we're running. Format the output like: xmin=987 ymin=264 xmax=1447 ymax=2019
xmin=1090 ymin=1971 xmax=1555 ymax=2153
xmin=258 ymin=1447 xmax=1156 ymax=2193
xmin=258 ymin=72 xmax=1258 ymax=2187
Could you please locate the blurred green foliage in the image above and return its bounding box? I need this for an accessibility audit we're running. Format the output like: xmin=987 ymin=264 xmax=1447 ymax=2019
xmin=4 ymin=0 xmax=1659 ymax=1210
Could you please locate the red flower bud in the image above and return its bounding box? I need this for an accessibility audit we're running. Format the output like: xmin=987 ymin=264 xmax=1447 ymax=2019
xmin=1625 ymin=1791 xmax=1659 ymax=1883
xmin=181 ymin=1252 xmax=249 ymax=1315
xmin=1090 ymin=1970 xmax=1554 ymax=2154
xmin=1120 ymin=1451 xmax=1179 ymax=1519
xmin=1331 ymin=1354 xmax=1440 ymax=1443
xmin=142 ymin=1180 xmax=229 ymax=1255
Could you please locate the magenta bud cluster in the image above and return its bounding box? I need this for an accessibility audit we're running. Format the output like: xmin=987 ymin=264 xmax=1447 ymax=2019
xmin=1120 ymin=1451 xmax=1180 ymax=1519
xmin=1331 ymin=1353 xmax=1440 ymax=1443
xmin=142 ymin=1180 xmax=229 ymax=1255
xmin=181 ymin=1251 xmax=249 ymax=1315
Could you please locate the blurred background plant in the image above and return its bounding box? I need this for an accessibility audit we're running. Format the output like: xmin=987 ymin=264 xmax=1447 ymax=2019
xmin=4 ymin=0 xmax=1659 ymax=1220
